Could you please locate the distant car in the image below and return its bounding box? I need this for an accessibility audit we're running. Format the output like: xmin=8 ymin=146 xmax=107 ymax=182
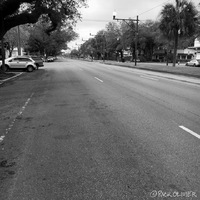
xmin=45 ymin=56 xmax=57 ymax=62
xmin=45 ymin=56 xmax=54 ymax=62
xmin=0 ymin=56 xmax=37 ymax=72
xmin=185 ymin=59 xmax=200 ymax=67
xmin=29 ymin=56 xmax=44 ymax=69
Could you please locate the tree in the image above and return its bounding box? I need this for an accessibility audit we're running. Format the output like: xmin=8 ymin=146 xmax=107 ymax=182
xmin=25 ymin=20 xmax=78 ymax=56
xmin=0 ymin=0 xmax=86 ymax=72
xmin=120 ymin=20 xmax=135 ymax=61
xmin=105 ymin=22 xmax=122 ymax=60
xmin=4 ymin=25 xmax=29 ymax=57
xmin=4 ymin=28 xmax=18 ymax=57
xmin=138 ymin=21 xmax=158 ymax=61
xmin=70 ymin=49 xmax=79 ymax=58
xmin=159 ymin=0 xmax=198 ymax=66
xmin=80 ymin=25 xmax=121 ymax=61
xmin=79 ymin=38 xmax=95 ymax=59
xmin=0 ymin=0 xmax=86 ymax=39
xmin=45 ymin=28 xmax=77 ymax=56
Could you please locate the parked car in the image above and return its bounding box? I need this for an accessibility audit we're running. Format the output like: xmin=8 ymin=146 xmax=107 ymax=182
xmin=0 ymin=56 xmax=37 ymax=72
xmin=185 ymin=59 xmax=200 ymax=67
xmin=29 ymin=56 xmax=44 ymax=69
xmin=46 ymin=56 xmax=57 ymax=62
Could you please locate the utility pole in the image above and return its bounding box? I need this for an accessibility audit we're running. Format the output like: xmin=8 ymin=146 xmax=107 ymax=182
xmin=113 ymin=12 xmax=139 ymax=66
xmin=17 ymin=25 xmax=21 ymax=56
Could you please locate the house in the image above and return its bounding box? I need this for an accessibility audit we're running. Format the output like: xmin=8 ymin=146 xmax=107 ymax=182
xmin=152 ymin=38 xmax=200 ymax=63
xmin=187 ymin=38 xmax=200 ymax=60
xmin=12 ymin=47 xmax=24 ymax=57
xmin=177 ymin=48 xmax=194 ymax=62
xmin=152 ymin=49 xmax=166 ymax=62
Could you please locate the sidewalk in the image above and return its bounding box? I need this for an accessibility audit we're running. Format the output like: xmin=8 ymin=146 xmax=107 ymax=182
xmin=100 ymin=61 xmax=200 ymax=79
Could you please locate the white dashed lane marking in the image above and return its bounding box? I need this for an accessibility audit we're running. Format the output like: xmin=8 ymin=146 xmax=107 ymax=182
xmin=179 ymin=126 xmax=200 ymax=139
xmin=0 ymin=93 xmax=34 ymax=144
xmin=95 ymin=77 xmax=103 ymax=83
xmin=140 ymin=75 xmax=159 ymax=81
xmin=0 ymin=136 xmax=5 ymax=142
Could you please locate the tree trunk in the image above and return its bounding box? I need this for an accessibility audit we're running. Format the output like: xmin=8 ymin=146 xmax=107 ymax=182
xmin=0 ymin=10 xmax=6 ymax=73
xmin=0 ymin=38 xmax=6 ymax=74
xmin=120 ymin=50 xmax=124 ymax=62
xmin=173 ymin=31 xmax=179 ymax=67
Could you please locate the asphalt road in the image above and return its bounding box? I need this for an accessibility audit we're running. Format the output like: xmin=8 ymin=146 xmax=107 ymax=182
xmin=0 ymin=58 xmax=200 ymax=200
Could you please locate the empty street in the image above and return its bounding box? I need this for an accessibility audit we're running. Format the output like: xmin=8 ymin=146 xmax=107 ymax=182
xmin=0 ymin=59 xmax=200 ymax=199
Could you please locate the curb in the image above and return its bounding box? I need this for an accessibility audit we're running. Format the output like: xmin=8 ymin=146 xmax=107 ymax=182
xmin=103 ymin=62 xmax=200 ymax=78
xmin=0 ymin=72 xmax=23 ymax=85
xmin=100 ymin=62 xmax=200 ymax=85
xmin=142 ymin=73 xmax=200 ymax=86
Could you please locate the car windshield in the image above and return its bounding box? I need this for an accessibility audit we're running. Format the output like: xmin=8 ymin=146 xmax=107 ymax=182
xmin=18 ymin=58 xmax=32 ymax=62
xmin=6 ymin=57 xmax=14 ymax=62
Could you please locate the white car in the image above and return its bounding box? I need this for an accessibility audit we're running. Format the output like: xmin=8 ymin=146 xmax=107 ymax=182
xmin=0 ymin=56 xmax=37 ymax=72
xmin=185 ymin=59 xmax=200 ymax=67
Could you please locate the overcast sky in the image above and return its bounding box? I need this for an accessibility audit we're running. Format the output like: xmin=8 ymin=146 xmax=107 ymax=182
xmin=68 ymin=0 xmax=200 ymax=49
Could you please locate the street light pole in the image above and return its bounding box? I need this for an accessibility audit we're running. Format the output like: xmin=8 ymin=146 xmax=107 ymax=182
xmin=113 ymin=12 xmax=139 ymax=66
xmin=135 ymin=15 xmax=139 ymax=66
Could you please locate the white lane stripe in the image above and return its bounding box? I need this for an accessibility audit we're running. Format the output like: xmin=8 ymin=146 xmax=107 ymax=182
xmin=1 ymin=72 xmax=23 ymax=82
xmin=179 ymin=126 xmax=200 ymax=139
xmin=0 ymin=136 xmax=5 ymax=143
xmin=140 ymin=75 xmax=158 ymax=81
xmin=95 ymin=77 xmax=103 ymax=82
xmin=4 ymin=93 xmax=34 ymax=138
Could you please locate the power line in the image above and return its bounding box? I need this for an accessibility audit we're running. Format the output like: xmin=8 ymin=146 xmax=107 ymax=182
xmin=80 ymin=0 xmax=174 ymax=23
xmin=137 ymin=0 xmax=172 ymax=16
xmin=80 ymin=19 xmax=113 ymax=22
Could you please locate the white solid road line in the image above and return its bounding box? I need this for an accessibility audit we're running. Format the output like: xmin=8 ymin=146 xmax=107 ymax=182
xmin=1 ymin=72 xmax=23 ymax=83
xmin=95 ymin=77 xmax=103 ymax=83
xmin=140 ymin=75 xmax=158 ymax=81
xmin=179 ymin=126 xmax=200 ymax=139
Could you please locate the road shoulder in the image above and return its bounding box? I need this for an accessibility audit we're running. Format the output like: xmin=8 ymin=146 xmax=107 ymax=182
xmin=0 ymin=73 xmax=23 ymax=85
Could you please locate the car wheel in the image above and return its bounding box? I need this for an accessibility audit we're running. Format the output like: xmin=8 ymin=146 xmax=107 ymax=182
xmin=1 ymin=65 xmax=9 ymax=72
xmin=193 ymin=64 xmax=196 ymax=67
xmin=27 ymin=65 xmax=34 ymax=72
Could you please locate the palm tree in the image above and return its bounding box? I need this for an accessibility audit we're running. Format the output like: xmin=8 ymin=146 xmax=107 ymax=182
xmin=159 ymin=0 xmax=198 ymax=66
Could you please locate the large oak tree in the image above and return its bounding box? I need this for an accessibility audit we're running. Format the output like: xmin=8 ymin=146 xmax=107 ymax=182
xmin=0 ymin=0 xmax=86 ymax=71
xmin=0 ymin=0 xmax=86 ymax=39
xmin=26 ymin=21 xmax=78 ymax=56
